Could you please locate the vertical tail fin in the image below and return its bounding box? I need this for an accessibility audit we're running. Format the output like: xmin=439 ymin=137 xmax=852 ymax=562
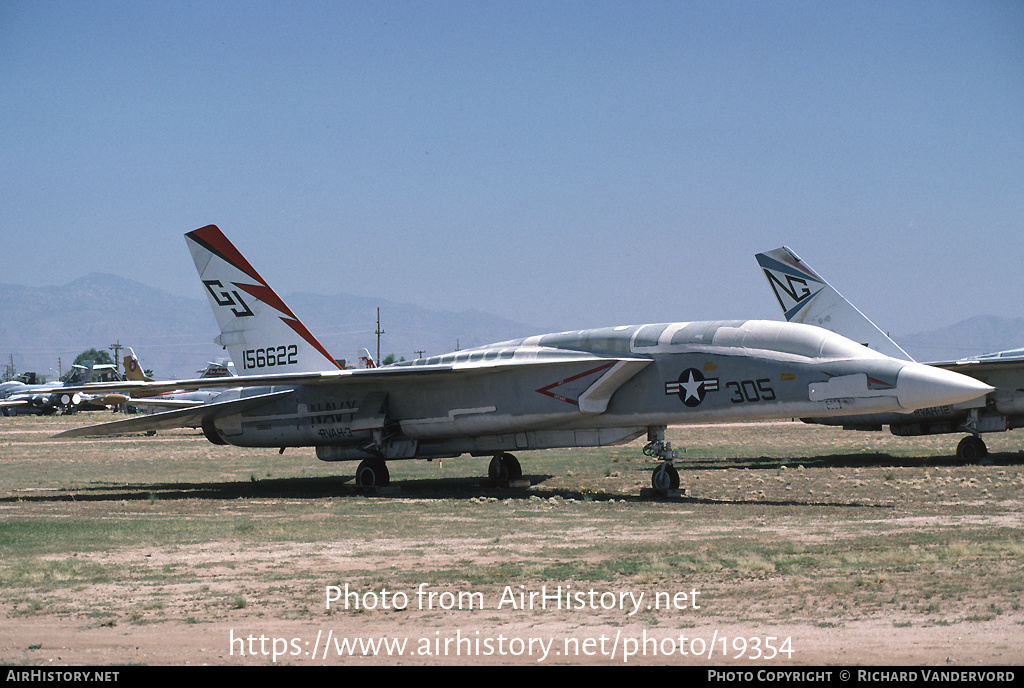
xmin=755 ymin=246 xmax=915 ymax=362
xmin=359 ymin=348 xmax=377 ymax=369
xmin=185 ymin=225 xmax=343 ymax=375
xmin=123 ymin=348 xmax=154 ymax=381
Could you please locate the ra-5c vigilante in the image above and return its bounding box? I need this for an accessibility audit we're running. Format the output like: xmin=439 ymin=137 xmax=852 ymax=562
xmin=54 ymin=225 xmax=993 ymax=490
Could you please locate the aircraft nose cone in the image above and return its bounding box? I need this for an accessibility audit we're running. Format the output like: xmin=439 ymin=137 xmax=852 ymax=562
xmin=896 ymin=363 xmax=993 ymax=411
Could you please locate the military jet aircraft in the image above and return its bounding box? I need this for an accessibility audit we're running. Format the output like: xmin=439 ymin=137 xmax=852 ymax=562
xmin=0 ymin=376 xmax=80 ymax=416
xmin=53 ymin=225 xmax=993 ymax=490
xmin=2 ymin=367 xmax=129 ymax=416
xmin=756 ymin=246 xmax=1022 ymax=461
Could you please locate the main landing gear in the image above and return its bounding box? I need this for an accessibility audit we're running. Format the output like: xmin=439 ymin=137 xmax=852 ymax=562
xmin=488 ymin=452 xmax=523 ymax=484
xmin=355 ymin=458 xmax=390 ymax=490
xmin=956 ymin=410 xmax=991 ymax=463
xmin=956 ymin=435 xmax=988 ymax=462
xmin=353 ymin=453 xmax=525 ymax=491
xmin=645 ymin=426 xmax=680 ymax=492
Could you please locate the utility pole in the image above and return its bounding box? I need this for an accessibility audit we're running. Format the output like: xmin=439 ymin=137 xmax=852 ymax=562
xmin=375 ymin=308 xmax=384 ymax=365
xmin=415 ymin=350 xmax=425 ymax=360
xmin=109 ymin=341 xmax=123 ymax=377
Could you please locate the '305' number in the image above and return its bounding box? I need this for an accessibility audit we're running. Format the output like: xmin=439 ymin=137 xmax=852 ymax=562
xmin=726 ymin=379 xmax=776 ymax=404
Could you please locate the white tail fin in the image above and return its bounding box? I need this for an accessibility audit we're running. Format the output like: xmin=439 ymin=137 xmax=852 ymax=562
xmin=755 ymin=246 xmax=915 ymax=362
xmin=185 ymin=225 xmax=343 ymax=375
xmin=359 ymin=348 xmax=377 ymax=369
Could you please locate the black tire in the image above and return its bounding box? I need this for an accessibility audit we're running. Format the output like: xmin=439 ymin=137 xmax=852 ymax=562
xmin=488 ymin=453 xmax=522 ymax=483
xmin=356 ymin=459 xmax=390 ymax=489
xmin=956 ymin=436 xmax=987 ymax=462
xmin=651 ymin=463 xmax=680 ymax=491
xmin=200 ymin=416 xmax=227 ymax=445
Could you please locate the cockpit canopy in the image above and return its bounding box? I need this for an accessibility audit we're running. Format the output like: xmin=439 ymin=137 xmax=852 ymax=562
xmin=394 ymin=320 xmax=884 ymax=368
xmin=529 ymin=320 xmax=881 ymax=359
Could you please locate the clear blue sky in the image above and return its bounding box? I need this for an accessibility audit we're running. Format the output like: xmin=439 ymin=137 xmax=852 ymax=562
xmin=2 ymin=0 xmax=1022 ymax=336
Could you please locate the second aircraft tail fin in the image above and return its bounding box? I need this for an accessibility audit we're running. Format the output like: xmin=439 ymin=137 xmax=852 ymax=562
xmin=123 ymin=348 xmax=154 ymax=381
xmin=359 ymin=348 xmax=377 ymax=369
xmin=185 ymin=225 xmax=343 ymax=375
xmin=755 ymin=246 xmax=915 ymax=362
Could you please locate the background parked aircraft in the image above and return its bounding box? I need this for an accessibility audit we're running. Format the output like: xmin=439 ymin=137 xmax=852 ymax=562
xmin=756 ymin=246 xmax=1024 ymax=460
xmin=121 ymin=348 xmax=233 ymax=414
xmin=1 ymin=376 xmax=78 ymax=416
xmin=1 ymin=365 xmax=128 ymax=416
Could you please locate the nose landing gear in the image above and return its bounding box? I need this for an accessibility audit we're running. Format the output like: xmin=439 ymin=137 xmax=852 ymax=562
xmin=645 ymin=426 xmax=680 ymax=493
xmin=651 ymin=461 xmax=680 ymax=491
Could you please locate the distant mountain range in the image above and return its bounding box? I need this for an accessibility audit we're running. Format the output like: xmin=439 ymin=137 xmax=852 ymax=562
xmin=896 ymin=315 xmax=1024 ymax=363
xmin=0 ymin=273 xmax=535 ymax=379
xmin=2 ymin=273 xmax=1022 ymax=380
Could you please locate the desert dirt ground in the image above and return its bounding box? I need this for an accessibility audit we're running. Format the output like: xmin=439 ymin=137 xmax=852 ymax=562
xmin=1 ymin=415 xmax=1022 ymax=666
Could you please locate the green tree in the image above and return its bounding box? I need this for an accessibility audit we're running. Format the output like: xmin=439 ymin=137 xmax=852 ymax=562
xmin=73 ymin=348 xmax=114 ymax=366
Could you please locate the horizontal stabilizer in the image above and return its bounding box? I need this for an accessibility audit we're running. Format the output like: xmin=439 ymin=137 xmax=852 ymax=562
xmin=52 ymin=390 xmax=294 ymax=439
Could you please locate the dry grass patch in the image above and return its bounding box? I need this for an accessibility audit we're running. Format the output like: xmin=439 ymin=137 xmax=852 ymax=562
xmin=1 ymin=416 xmax=1022 ymax=664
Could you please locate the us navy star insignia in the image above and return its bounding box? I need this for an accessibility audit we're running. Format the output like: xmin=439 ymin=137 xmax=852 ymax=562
xmin=665 ymin=368 xmax=719 ymax=407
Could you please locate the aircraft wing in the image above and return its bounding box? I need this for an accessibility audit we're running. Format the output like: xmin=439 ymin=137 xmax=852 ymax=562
xmin=59 ymin=353 xmax=649 ymax=397
xmin=935 ymin=358 xmax=1024 ymax=373
xmin=0 ymin=398 xmax=30 ymax=408
xmin=49 ymin=370 xmax=345 ymax=398
xmin=128 ymin=398 xmax=208 ymax=410
xmin=52 ymin=390 xmax=295 ymax=438
xmin=52 ymin=354 xmax=651 ymax=438
xmin=929 ymin=357 xmax=1024 ymax=389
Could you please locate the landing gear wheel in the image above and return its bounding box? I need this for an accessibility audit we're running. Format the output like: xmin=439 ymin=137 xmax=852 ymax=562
xmin=488 ymin=453 xmax=522 ymax=483
xmin=651 ymin=463 xmax=680 ymax=492
xmin=355 ymin=459 xmax=390 ymax=490
xmin=956 ymin=436 xmax=987 ymax=462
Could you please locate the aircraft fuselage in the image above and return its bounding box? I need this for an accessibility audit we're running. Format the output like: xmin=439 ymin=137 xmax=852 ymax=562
xmin=197 ymin=320 xmax=988 ymax=463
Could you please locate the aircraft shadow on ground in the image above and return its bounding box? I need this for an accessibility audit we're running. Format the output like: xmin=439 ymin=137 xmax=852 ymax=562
xmin=2 ymin=452 xmax=1018 ymax=507
xmin=0 ymin=478 xmax=883 ymax=508
xmin=0 ymin=475 xmax=558 ymax=504
xmin=677 ymin=450 xmax=1024 ymax=471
